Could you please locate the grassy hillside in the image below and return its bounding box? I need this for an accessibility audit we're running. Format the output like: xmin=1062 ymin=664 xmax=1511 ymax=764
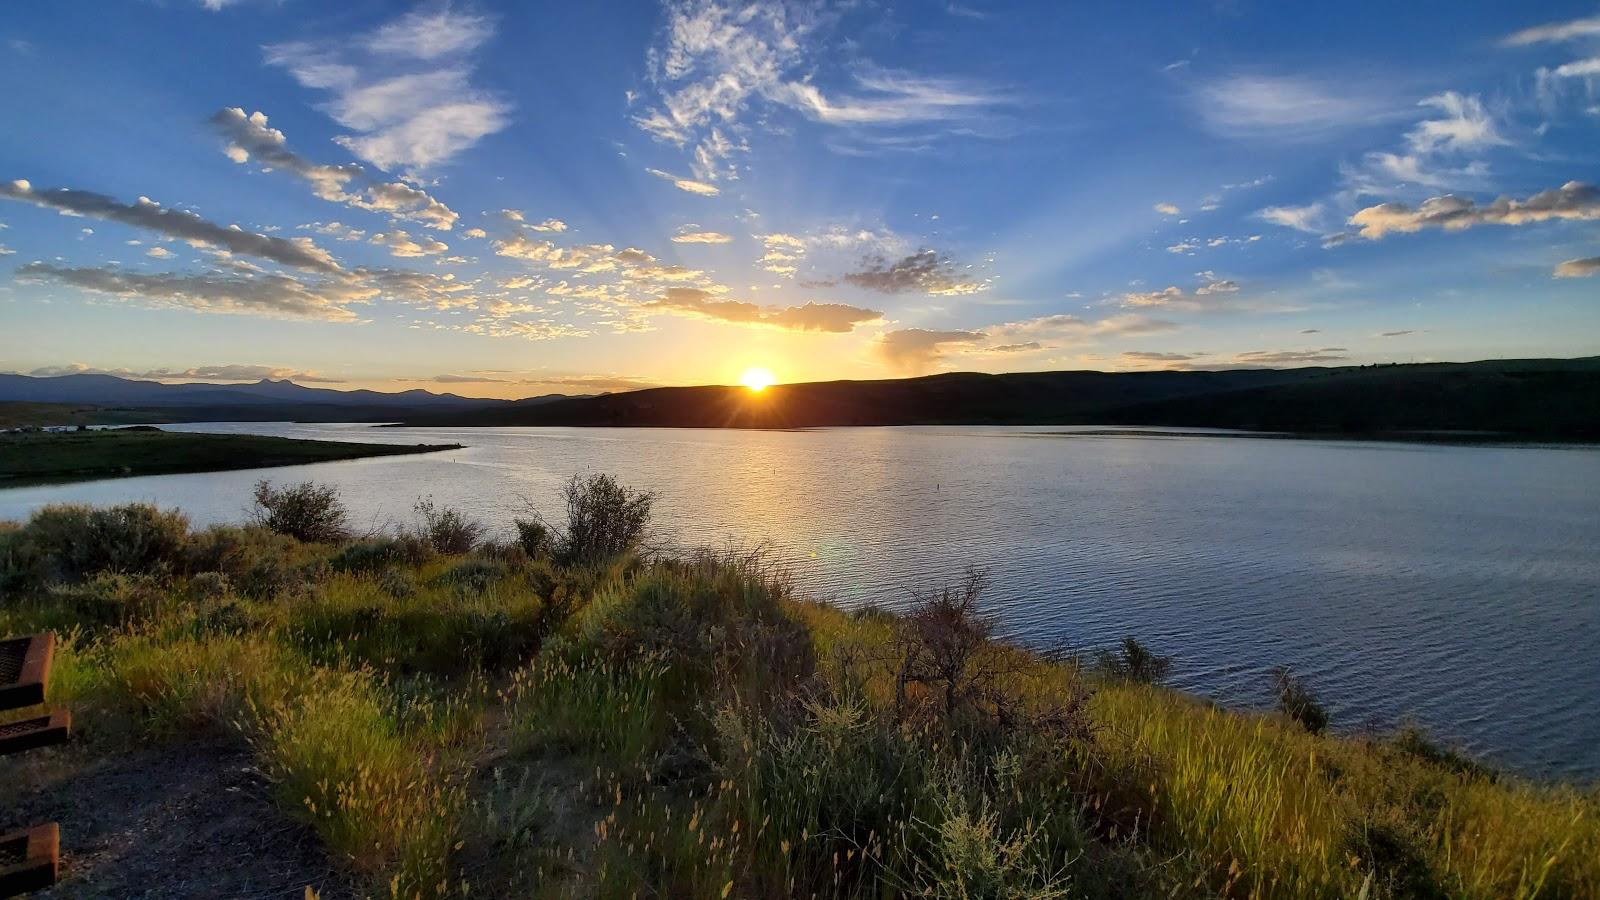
xmin=400 ymin=358 xmax=1600 ymax=438
xmin=0 ymin=427 xmax=461 ymax=485
xmin=1 ymin=481 xmax=1594 ymax=898
xmin=0 ymin=402 xmax=163 ymax=428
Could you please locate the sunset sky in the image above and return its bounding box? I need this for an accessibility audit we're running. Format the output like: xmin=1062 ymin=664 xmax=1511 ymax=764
xmin=2 ymin=1 xmax=1598 ymax=398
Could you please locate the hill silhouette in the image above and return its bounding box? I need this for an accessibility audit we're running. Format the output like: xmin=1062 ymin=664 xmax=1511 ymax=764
xmin=400 ymin=358 xmax=1600 ymax=438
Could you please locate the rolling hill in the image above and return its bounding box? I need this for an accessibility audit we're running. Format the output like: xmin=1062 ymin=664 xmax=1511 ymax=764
xmin=399 ymin=358 xmax=1600 ymax=438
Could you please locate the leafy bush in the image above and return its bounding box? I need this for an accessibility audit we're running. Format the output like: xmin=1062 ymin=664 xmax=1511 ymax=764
xmin=512 ymin=518 xmax=551 ymax=559
xmin=431 ymin=558 xmax=509 ymax=593
xmin=1272 ymin=665 xmax=1329 ymax=734
xmin=412 ymin=497 xmax=483 ymax=555
xmin=1095 ymin=637 xmax=1173 ymax=685
xmin=329 ymin=536 xmax=434 ymax=574
xmin=17 ymin=503 xmax=190 ymax=584
xmin=526 ymin=474 xmax=654 ymax=565
xmin=251 ymin=480 xmax=348 ymax=543
xmin=378 ymin=567 xmax=417 ymax=599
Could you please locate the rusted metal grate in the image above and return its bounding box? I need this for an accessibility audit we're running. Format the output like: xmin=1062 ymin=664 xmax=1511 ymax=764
xmin=0 ymin=824 xmax=59 ymax=897
xmin=0 ymin=634 xmax=52 ymax=713
xmin=0 ymin=639 xmax=25 ymax=685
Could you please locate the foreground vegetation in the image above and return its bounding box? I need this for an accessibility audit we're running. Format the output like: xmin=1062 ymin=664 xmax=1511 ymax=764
xmin=0 ymin=427 xmax=461 ymax=485
xmin=1 ymin=479 xmax=1595 ymax=898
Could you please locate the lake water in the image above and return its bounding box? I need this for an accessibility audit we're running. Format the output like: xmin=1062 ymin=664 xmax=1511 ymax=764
xmin=4 ymin=422 xmax=1598 ymax=779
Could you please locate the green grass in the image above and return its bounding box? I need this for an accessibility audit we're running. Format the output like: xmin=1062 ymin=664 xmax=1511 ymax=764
xmin=0 ymin=427 xmax=461 ymax=485
xmin=2 ymin=494 xmax=1596 ymax=899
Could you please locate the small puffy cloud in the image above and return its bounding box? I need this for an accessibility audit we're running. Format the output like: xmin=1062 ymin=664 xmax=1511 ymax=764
xmin=1257 ymin=202 xmax=1326 ymax=233
xmin=463 ymin=227 xmax=487 ymax=239
xmin=672 ymin=230 xmax=733 ymax=243
xmin=1193 ymin=271 xmax=1239 ymax=295
xmin=1502 ymin=15 xmax=1600 ymax=45
xmin=1349 ymin=181 xmax=1600 ymax=239
xmin=646 ymin=168 xmax=720 ymax=196
xmin=370 ymin=229 xmax=448 ymax=257
xmin=146 ymin=246 xmax=173 ymax=259
xmin=527 ymin=218 xmax=568 ymax=232
xmin=1555 ymin=256 xmax=1600 ymax=278
xmin=304 ymin=221 xmax=367 ymax=241
xmin=1154 ymin=202 xmax=1180 ymax=215
xmin=1 ymin=179 xmax=342 ymax=273
xmin=842 ymin=249 xmax=985 ymax=295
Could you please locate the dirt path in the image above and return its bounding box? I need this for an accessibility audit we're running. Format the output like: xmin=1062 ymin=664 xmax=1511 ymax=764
xmin=1 ymin=738 xmax=352 ymax=899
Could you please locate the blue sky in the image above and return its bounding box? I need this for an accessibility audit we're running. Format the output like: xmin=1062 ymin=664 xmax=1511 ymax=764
xmin=1 ymin=1 xmax=1597 ymax=396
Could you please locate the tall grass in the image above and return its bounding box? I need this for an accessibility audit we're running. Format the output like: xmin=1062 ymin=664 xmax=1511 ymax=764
xmin=4 ymin=483 xmax=1596 ymax=899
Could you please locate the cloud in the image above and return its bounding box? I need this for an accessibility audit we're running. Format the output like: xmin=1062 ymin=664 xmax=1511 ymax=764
xmin=1196 ymin=75 xmax=1399 ymax=140
xmin=672 ymin=230 xmax=733 ymax=244
xmin=1502 ymin=16 xmax=1600 ymax=46
xmin=264 ymin=8 xmax=508 ymax=171
xmin=146 ymin=246 xmax=173 ymax=259
xmin=365 ymin=7 xmax=495 ymax=60
xmin=842 ymin=249 xmax=985 ymax=295
xmin=646 ymin=168 xmax=721 ymax=196
xmin=1406 ymin=92 xmax=1507 ymax=155
xmin=636 ymin=0 xmax=1008 ymax=176
xmin=1193 ymin=271 xmax=1239 ymax=295
xmin=1 ymin=179 xmax=341 ymax=272
xmin=875 ymin=329 xmax=987 ymax=373
xmin=526 ymin=218 xmax=568 ymax=232
xmin=463 ymin=227 xmax=487 ymax=239
xmin=304 ymin=221 xmax=367 ymax=241
xmin=1379 ymin=330 xmax=1414 ymax=337
xmin=1555 ymin=256 xmax=1600 ymax=278
xmin=1154 ymin=202 xmax=1180 ymax=215
xmin=1349 ymin=181 xmax=1600 ymax=239
xmin=370 ymin=228 xmax=449 ymax=257
xmin=522 ymin=374 xmax=660 ymax=393
xmin=16 ymin=262 xmax=366 ymax=320
xmin=28 ymin=362 xmax=344 ymax=383
xmin=644 ymin=287 xmax=881 ymax=333
xmin=1232 ymin=348 xmax=1350 ymax=365
xmin=991 ymin=342 xmax=1042 ymax=353
xmin=1257 ymin=202 xmax=1326 ymax=233
xmin=985 ymin=312 xmax=1178 ymax=347
xmin=1121 ymin=351 xmax=1198 ymax=362
xmin=427 ymin=373 xmax=508 ymax=384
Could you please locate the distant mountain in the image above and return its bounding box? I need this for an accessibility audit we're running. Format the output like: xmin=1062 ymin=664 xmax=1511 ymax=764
xmin=0 ymin=373 xmax=581 ymax=425
xmin=0 ymin=374 xmax=508 ymax=409
xmin=400 ymin=358 xmax=1600 ymax=438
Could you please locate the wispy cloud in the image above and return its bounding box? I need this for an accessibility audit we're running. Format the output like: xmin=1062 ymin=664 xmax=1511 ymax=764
xmin=1502 ymin=15 xmax=1600 ymax=46
xmin=27 ymin=362 xmax=344 ymax=383
xmin=645 ymin=287 xmax=882 ymax=332
xmin=16 ymin=262 xmax=366 ymax=320
xmin=1195 ymin=74 xmax=1402 ymax=140
xmin=264 ymin=8 xmax=508 ymax=172
xmin=646 ymin=168 xmax=720 ymax=196
xmin=1555 ymin=256 xmax=1600 ymax=278
xmin=1257 ymin=202 xmax=1327 ymax=233
xmin=1 ymin=179 xmax=342 ymax=272
xmin=635 ymin=0 xmax=1011 ymax=178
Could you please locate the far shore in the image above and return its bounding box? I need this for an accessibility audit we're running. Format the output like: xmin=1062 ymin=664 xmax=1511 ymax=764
xmin=0 ymin=426 xmax=462 ymax=486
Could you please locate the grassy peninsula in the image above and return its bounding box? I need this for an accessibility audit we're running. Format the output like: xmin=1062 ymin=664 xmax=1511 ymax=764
xmin=1 ymin=480 xmax=1595 ymax=898
xmin=0 ymin=427 xmax=462 ymax=485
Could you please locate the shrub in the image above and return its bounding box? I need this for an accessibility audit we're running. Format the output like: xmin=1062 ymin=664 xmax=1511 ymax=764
xmin=1271 ymin=666 xmax=1329 ymax=735
xmin=189 ymin=571 xmax=232 ymax=601
xmin=251 ymin=480 xmax=348 ymax=543
xmin=512 ymin=518 xmax=551 ymax=559
xmin=328 ymin=536 xmax=433 ymax=574
xmin=1095 ymin=637 xmax=1172 ymax=685
xmin=183 ymin=525 xmax=298 ymax=580
xmin=431 ymin=558 xmax=509 ymax=593
xmin=412 ymin=497 xmax=483 ymax=555
xmin=45 ymin=572 xmax=174 ymax=626
xmin=20 ymin=503 xmax=190 ymax=583
xmin=893 ymin=567 xmax=997 ymax=718
xmin=378 ymin=567 xmax=417 ymax=599
xmin=526 ymin=474 xmax=654 ymax=566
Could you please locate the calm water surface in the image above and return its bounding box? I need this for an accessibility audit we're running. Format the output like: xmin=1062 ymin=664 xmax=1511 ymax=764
xmin=4 ymin=422 xmax=1598 ymax=778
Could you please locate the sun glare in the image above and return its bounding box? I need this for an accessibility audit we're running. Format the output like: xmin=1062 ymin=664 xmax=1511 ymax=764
xmin=740 ymin=367 xmax=776 ymax=392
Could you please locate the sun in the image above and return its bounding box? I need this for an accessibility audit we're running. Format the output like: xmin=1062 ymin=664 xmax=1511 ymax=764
xmin=739 ymin=367 xmax=776 ymax=392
